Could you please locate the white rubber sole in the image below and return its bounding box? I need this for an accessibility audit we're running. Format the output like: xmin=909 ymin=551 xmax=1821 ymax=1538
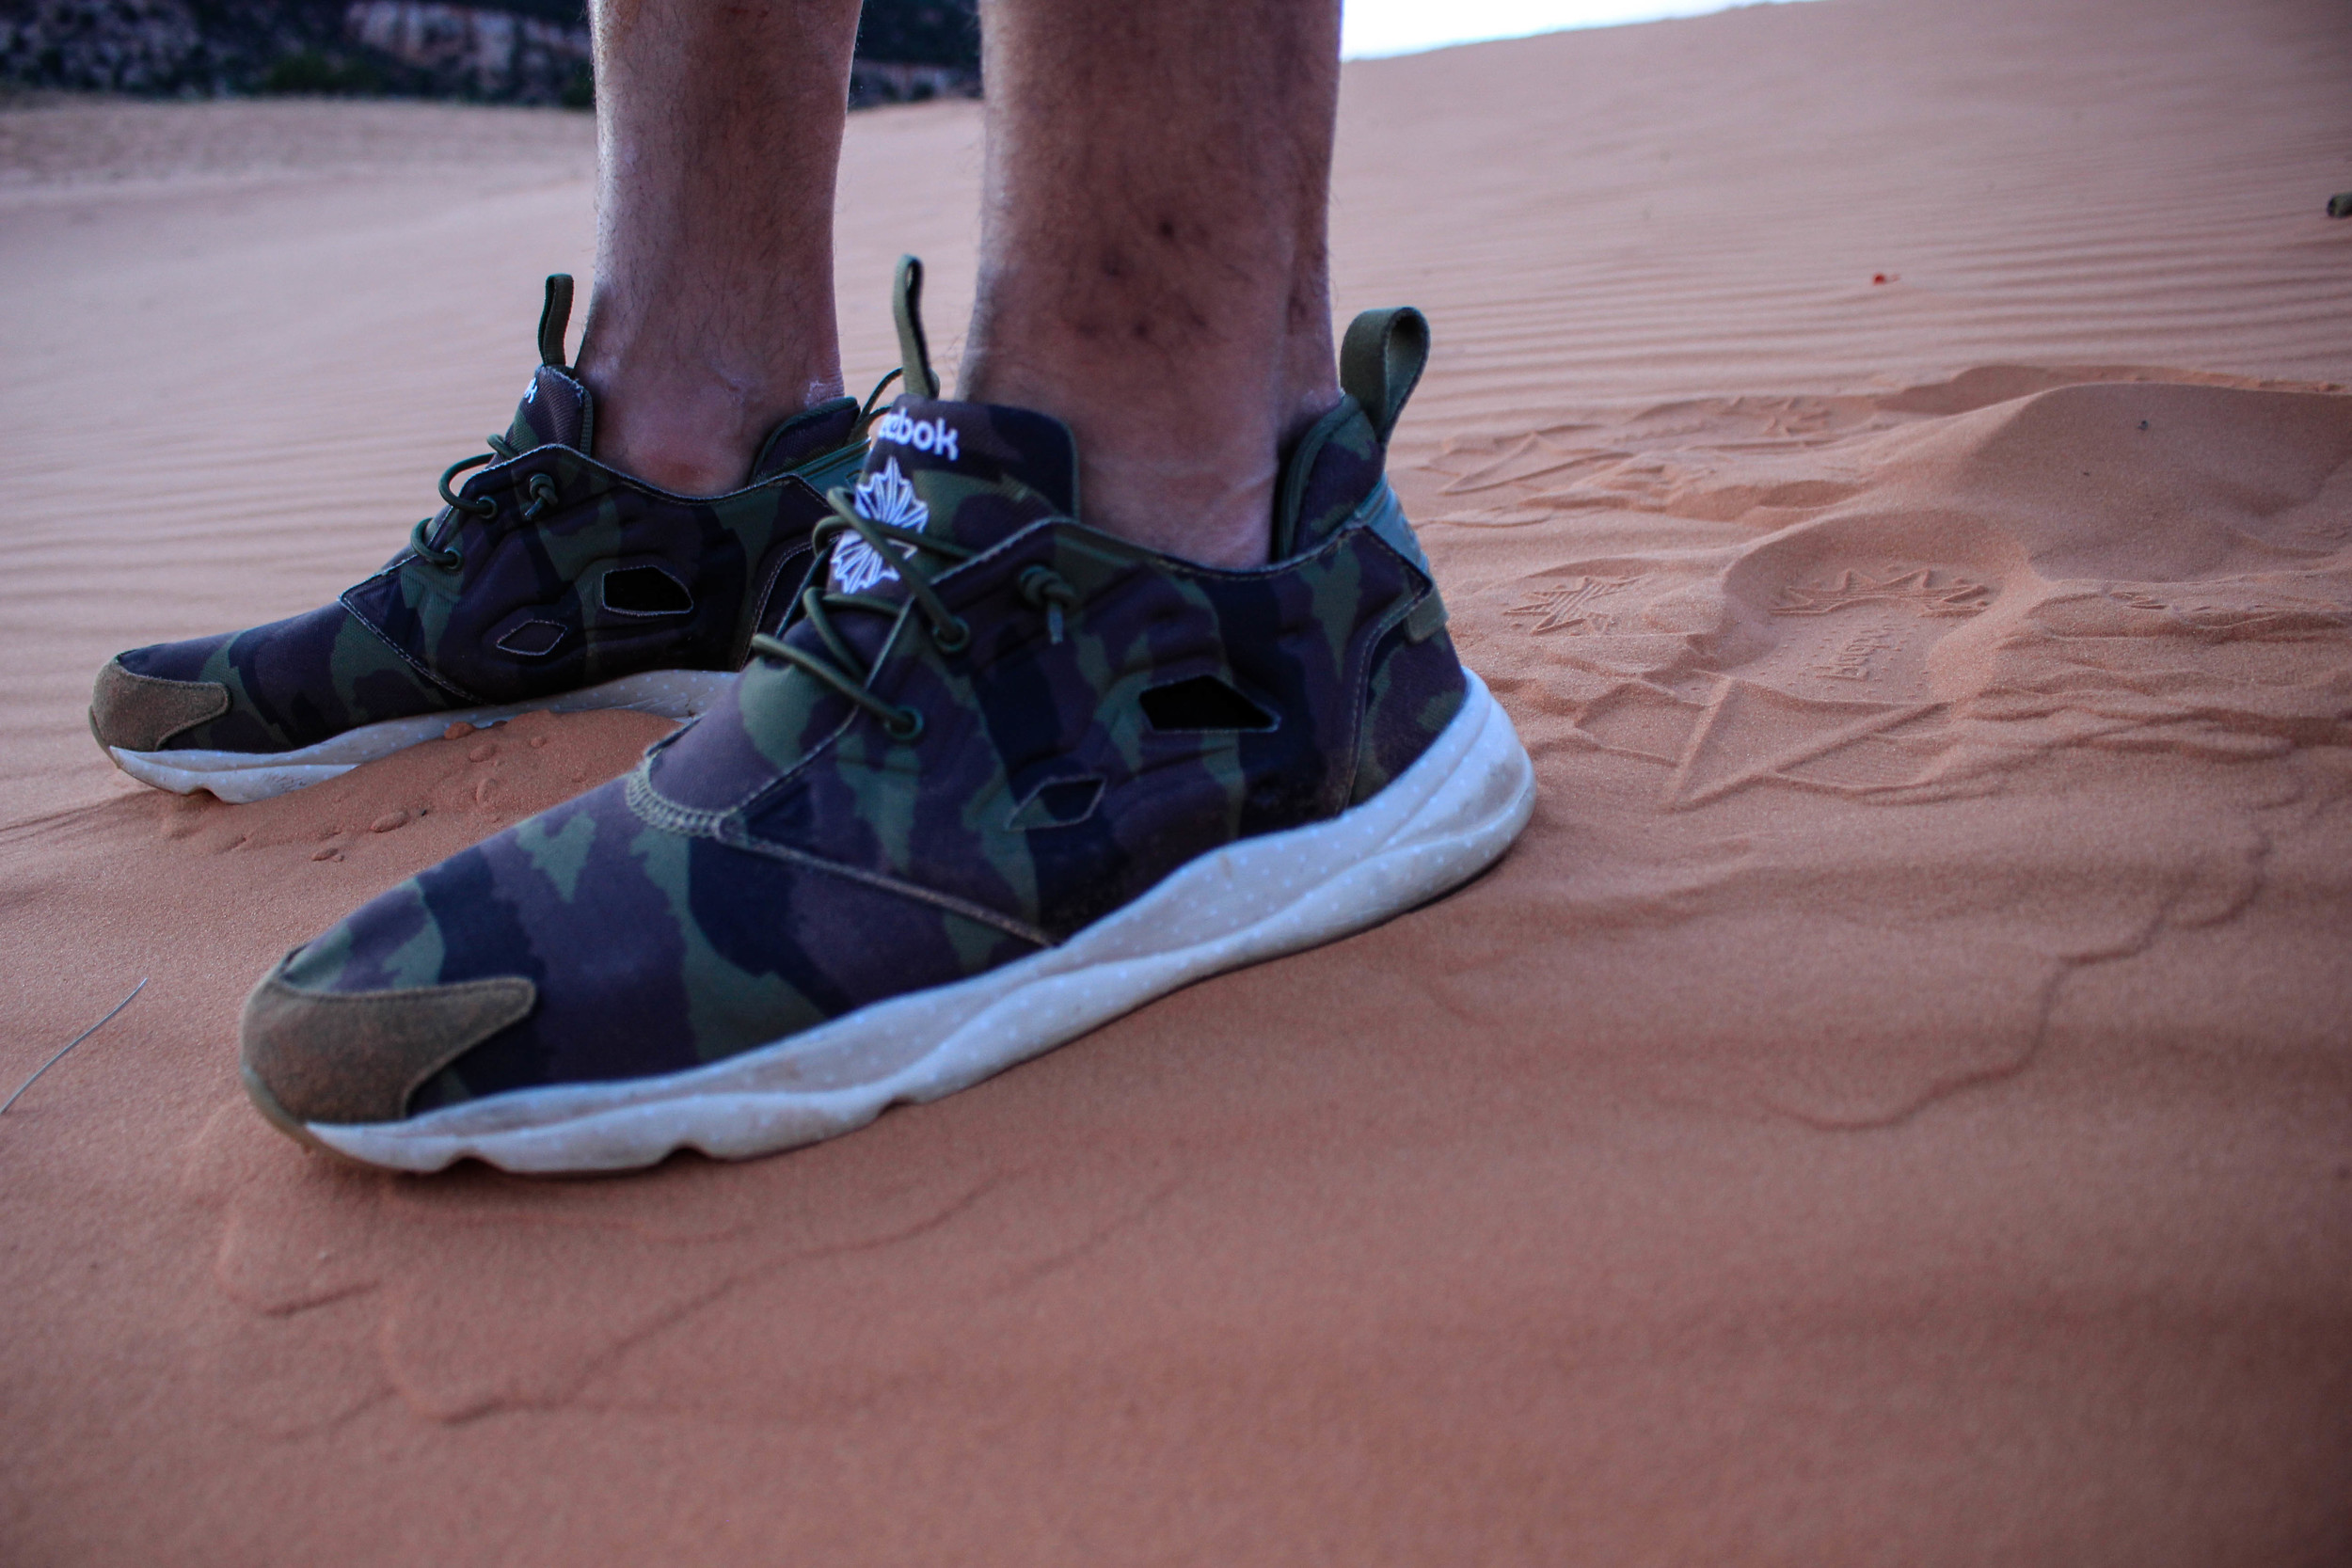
xmin=308 ymin=671 xmax=1537 ymax=1174
xmin=109 ymin=669 xmax=735 ymax=803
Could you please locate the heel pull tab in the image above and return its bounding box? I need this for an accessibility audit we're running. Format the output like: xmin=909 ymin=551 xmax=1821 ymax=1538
xmin=537 ymin=274 xmax=575 ymax=368
xmin=1339 ymin=307 xmax=1428 ymax=445
xmin=893 ymin=255 xmax=942 ymax=399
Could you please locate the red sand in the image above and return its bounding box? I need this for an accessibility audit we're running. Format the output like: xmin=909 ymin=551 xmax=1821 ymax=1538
xmin=3 ymin=0 xmax=2349 ymax=1560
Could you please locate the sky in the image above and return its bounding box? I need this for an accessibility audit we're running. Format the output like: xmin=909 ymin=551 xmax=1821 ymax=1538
xmin=1341 ymin=0 xmax=1821 ymax=59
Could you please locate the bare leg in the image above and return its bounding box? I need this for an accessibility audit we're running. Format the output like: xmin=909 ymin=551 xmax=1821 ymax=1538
xmin=573 ymin=0 xmax=863 ymax=496
xmin=959 ymin=0 xmax=1343 ymax=566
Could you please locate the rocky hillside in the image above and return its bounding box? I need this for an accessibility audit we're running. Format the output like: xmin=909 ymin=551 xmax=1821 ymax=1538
xmin=0 ymin=0 xmax=977 ymax=106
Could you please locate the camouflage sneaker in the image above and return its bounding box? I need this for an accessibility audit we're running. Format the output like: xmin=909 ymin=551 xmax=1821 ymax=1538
xmin=88 ymin=275 xmax=873 ymax=802
xmin=236 ymin=258 xmax=1535 ymax=1173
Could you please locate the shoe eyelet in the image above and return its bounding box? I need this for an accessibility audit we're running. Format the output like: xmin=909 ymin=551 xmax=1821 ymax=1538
xmin=930 ymin=616 xmax=971 ymax=654
xmin=1017 ymin=565 xmax=1077 ymax=643
xmin=886 ymin=706 xmax=926 ymax=742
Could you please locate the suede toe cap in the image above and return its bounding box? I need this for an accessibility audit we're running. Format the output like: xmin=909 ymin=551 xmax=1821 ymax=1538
xmin=239 ymin=956 xmax=536 ymax=1128
xmin=88 ymin=657 xmax=230 ymax=752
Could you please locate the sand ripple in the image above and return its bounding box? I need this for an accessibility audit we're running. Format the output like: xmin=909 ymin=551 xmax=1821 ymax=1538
xmin=3 ymin=0 xmax=2349 ymax=1560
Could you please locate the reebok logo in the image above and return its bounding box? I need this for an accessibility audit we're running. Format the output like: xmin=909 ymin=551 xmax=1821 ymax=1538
xmin=828 ymin=458 xmax=927 ymax=594
xmin=830 ymin=534 xmax=900 ymax=595
xmin=874 ymin=408 xmax=960 ymax=462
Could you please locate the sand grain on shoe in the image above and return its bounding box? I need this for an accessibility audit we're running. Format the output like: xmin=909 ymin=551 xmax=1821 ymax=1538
xmin=3 ymin=0 xmax=2351 ymax=1561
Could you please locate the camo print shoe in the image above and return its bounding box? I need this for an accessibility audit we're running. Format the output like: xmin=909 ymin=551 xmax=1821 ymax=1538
xmin=89 ymin=276 xmax=870 ymax=802
xmin=237 ymin=260 xmax=1535 ymax=1173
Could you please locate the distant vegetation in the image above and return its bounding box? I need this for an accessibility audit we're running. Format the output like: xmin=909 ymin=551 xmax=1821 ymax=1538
xmin=0 ymin=0 xmax=978 ymax=107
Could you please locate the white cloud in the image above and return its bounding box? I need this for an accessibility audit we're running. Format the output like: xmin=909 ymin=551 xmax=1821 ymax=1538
xmin=1342 ymin=0 xmax=1821 ymax=60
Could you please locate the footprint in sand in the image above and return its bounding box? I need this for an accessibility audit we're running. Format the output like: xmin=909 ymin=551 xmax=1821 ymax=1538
xmin=1756 ymin=565 xmax=1991 ymax=697
xmin=1479 ymin=374 xmax=2352 ymax=809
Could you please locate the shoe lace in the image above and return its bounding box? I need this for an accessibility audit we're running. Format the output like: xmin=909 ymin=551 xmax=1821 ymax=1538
xmin=747 ymin=488 xmax=1079 ymax=743
xmin=853 ymin=367 xmax=903 ymax=439
xmin=407 ymin=432 xmax=555 ymax=571
xmin=407 ymin=371 xmax=901 ymax=577
xmin=747 ymin=489 xmax=973 ymax=742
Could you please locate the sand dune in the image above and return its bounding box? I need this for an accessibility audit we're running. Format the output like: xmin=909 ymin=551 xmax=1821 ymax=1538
xmin=2 ymin=0 xmax=2348 ymax=1561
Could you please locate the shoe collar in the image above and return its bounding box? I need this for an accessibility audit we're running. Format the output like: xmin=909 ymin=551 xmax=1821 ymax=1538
xmin=857 ymin=255 xmax=1426 ymax=574
xmin=496 ymin=274 xmax=861 ymax=488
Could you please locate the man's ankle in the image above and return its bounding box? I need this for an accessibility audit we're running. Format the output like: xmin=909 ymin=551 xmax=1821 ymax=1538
xmin=959 ymin=365 xmax=1344 ymax=569
xmin=594 ymin=379 xmax=845 ymax=496
xmin=1070 ymin=447 xmax=1279 ymax=568
xmin=570 ymin=339 xmax=847 ymax=498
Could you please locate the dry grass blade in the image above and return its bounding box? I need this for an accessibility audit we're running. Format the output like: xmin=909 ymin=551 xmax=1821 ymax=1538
xmin=2 ymin=979 xmax=149 ymax=1117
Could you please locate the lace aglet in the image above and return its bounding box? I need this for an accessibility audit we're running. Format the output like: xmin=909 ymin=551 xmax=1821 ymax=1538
xmin=1047 ymin=604 xmax=1065 ymax=644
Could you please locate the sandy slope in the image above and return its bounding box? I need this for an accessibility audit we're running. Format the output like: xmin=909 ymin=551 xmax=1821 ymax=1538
xmin=2 ymin=0 xmax=2349 ymax=1561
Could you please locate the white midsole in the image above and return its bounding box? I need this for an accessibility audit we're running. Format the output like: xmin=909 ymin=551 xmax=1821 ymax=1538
xmin=110 ymin=668 xmax=736 ymax=804
xmin=310 ymin=671 xmax=1537 ymax=1175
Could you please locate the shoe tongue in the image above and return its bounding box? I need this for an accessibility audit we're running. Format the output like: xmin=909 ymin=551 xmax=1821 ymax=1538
xmin=502 ymin=365 xmax=596 ymax=456
xmin=823 ymin=397 xmax=1077 ymax=595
